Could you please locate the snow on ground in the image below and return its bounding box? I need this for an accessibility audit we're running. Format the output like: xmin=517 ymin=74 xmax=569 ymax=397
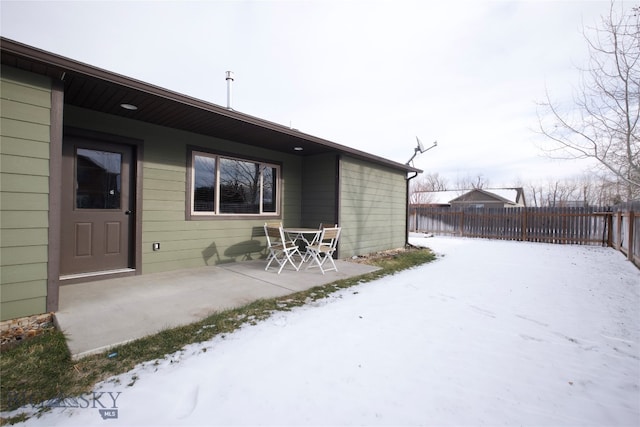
xmin=8 ymin=236 xmax=640 ymax=426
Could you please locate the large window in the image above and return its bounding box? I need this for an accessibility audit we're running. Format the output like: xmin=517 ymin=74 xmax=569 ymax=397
xmin=190 ymin=150 xmax=279 ymax=216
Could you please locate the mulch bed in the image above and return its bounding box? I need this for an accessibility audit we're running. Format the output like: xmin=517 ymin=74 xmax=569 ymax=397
xmin=0 ymin=312 xmax=56 ymax=352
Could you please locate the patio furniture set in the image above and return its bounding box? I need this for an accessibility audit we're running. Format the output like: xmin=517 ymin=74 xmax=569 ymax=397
xmin=264 ymin=223 xmax=342 ymax=275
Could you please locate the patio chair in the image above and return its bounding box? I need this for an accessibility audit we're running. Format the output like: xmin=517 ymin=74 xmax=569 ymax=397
xmin=305 ymin=226 xmax=341 ymax=274
xmin=302 ymin=223 xmax=338 ymax=262
xmin=264 ymin=224 xmax=303 ymax=274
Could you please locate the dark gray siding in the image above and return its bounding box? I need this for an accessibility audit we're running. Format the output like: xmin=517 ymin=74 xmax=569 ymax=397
xmin=301 ymin=153 xmax=337 ymax=229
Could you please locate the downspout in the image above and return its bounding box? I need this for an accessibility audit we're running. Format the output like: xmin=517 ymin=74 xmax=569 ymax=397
xmin=406 ymin=171 xmax=419 ymax=247
xmin=335 ymin=154 xmax=341 ymax=257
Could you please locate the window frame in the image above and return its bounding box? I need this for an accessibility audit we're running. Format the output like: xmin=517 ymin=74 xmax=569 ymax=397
xmin=186 ymin=147 xmax=282 ymax=220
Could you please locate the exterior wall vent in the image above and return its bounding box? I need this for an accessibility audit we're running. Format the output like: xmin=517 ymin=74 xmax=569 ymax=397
xmin=225 ymin=71 xmax=234 ymax=110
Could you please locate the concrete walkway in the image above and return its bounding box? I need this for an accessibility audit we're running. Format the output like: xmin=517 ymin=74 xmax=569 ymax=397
xmin=55 ymin=260 xmax=380 ymax=358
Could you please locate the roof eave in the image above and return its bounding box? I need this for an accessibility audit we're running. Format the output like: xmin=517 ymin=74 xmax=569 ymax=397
xmin=0 ymin=37 xmax=420 ymax=174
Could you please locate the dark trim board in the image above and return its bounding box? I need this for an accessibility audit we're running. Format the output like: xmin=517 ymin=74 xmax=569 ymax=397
xmin=46 ymin=80 xmax=64 ymax=312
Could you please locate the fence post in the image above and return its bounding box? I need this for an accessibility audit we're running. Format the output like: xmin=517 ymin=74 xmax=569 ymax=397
xmin=617 ymin=211 xmax=623 ymax=251
xmin=412 ymin=208 xmax=416 ymax=232
xmin=522 ymin=208 xmax=527 ymax=242
xmin=628 ymin=210 xmax=635 ymax=261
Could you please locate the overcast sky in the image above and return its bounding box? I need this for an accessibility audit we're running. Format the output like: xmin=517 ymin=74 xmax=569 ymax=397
xmin=1 ymin=0 xmax=625 ymax=186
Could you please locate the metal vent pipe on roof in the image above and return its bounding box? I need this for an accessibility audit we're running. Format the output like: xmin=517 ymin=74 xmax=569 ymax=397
xmin=225 ymin=71 xmax=234 ymax=110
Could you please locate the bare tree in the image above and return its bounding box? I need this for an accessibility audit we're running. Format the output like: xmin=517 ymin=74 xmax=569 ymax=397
xmin=537 ymin=2 xmax=639 ymax=201
xmin=409 ymin=173 xmax=449 ymax=204
xmin=527 ymin=183 xmax=543 ymax=207
xmin=453 ymin=173 xmax=490 ymax=190
xmin=422 ymin=172 xmax=449 ymax=191
xmin=524 ymin=173 xmax=626 ymax=207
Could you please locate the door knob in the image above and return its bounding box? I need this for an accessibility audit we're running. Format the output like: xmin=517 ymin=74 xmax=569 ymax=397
xmin=125 ymin=210 xmax=133 ymax=215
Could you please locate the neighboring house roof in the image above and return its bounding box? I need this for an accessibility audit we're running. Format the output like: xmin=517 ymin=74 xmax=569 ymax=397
xmin=450 ymin=188 xmax=524 ymax=206
xmin=414 ymin=188 xmax=526 ymax=206
xmin=488 ymin=188 xmax=525 ymax=205
xmin=0 ymin=37 xmax=420 ymax=174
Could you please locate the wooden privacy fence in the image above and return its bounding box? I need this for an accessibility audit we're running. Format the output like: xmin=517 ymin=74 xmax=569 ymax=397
xmin=409 ymin=204 xmax=639 ymax=267
xmin=610 ymin=202 xmax=640 ymax=267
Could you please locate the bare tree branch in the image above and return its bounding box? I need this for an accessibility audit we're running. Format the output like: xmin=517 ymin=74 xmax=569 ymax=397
xmin=536 ymin=1 xmax=639 ymax=201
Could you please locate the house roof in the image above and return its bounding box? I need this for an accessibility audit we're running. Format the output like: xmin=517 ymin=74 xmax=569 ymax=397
xmin=1 ymin=37 xmax=420 ymax=174
xmin=450 ymin=188 xmax=522 ymax=205
xmin=414 ymin=188 xmax=524 ymax=205
xmin=484 ymin=188 xmax=523 ymax=205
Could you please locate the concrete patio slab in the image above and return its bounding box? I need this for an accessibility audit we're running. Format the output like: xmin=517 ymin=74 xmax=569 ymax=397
xmin=54 ymin=260 xmax=379 ymax=358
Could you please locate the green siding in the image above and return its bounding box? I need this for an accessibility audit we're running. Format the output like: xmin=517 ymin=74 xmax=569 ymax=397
xmin=1 ymin=280 xmax=46 ymax=302
xmin=143 ymin=199 xmax=184 ymax=212
xmin=0 ymin=66 xmax=52 ymax=320
xmin=1 ymin=99 xmax=50 ymax=124
xmin=0 ymin=245 xmax=48 ymax=266
xmin=1 ymin=173 xmax=49 ymax=193
xmin=0 ymin=118 xmax=50 ymax=142
xmin=0 ymin=228 xmax=48 ymax=247
xmin=0 ymin=192 xmax=49 ymax=211
xmin=1 ymin=79 xmax=52 ymax=108
xmin=1 ymin=211 xmax=48 ymax=229
xmin=338 ymin=156 xmax=407 ymax=258
xmin=0 ymin=155 xmax=49 ymax=176
xmin=0 ymin=298 xmax=47 ymax=321
xmin=1 ymin=136 xmax=50 ymax=159
xmin=64 ymin=106 xmax=303 ymax=275
xmin=1 ymin=263 xmax=47 ymax=284
xmin=143 ymin=179 xmax=185 ymax=192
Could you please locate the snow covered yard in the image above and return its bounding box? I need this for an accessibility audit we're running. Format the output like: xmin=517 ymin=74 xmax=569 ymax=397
xmin=11 ymin=236 xmax=640 ymax=426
